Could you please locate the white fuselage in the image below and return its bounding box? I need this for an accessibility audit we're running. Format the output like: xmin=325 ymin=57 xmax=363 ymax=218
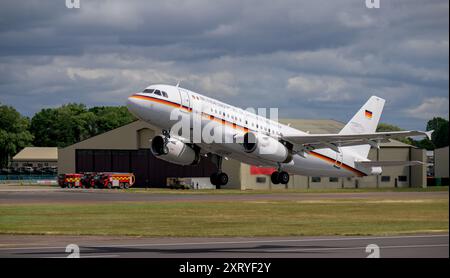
xmin=127 ymin=84 xmax=372 ymax=177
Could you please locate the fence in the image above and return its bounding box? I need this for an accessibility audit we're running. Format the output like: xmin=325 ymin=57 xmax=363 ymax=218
xmin=0 ymin=175 xmax=57 ymax=185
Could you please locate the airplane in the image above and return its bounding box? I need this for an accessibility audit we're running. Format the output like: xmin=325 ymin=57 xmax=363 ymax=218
xmin=126 ymin=84 xmax=432 ymax=188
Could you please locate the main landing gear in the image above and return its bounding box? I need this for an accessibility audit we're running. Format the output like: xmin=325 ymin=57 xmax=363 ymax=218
xmin=209 ymin=154 xmax=228 ymax=189
xmin=271 ymin=165 xmax=290 ymax=185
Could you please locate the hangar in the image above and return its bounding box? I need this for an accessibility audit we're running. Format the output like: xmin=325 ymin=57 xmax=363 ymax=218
xmin=58 ymin=119 xmax=427 ymax=189
xmin=434 ymin=146 xmax=449 ymax=185
xmin=12 ymin=147 xmax=58 ymax=169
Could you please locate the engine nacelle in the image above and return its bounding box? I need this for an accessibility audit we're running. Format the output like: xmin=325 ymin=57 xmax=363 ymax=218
xmin=242 ymin=132 xmax=293 ymax=163
xmin=151 ymin=135 xmax=200 ymax=166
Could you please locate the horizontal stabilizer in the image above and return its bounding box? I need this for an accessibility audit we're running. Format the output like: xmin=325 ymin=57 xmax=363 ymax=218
xmin=355 ymin=161 xmax=424 ymax=168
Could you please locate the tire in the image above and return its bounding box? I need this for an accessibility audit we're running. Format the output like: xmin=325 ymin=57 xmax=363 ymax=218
xmin=271 ymin=172 xmax=280 ymax=184
xmin=217 ymin=172 xmax=228 ymax=186
xmin=279 ymin=171 xmax=290 ymax=184
xmin=210 ymin=173 xmax=218 ymax=186
xmin=107 ymin=182 xmax=112 ymax=189
xmin=119 ymin=183 xmax=124 ymax=189
xmin=124 ymin=183 xmax=130 ymax=189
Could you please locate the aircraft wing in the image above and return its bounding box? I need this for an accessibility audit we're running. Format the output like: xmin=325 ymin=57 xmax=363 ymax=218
xmin=282 ymin=130 xmax=432 ymax=151
xmin=355 ymin=161 xmax=424 ymax=168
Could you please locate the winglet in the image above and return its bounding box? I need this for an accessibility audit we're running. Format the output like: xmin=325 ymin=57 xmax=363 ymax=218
xmin=425 ymin=130 xmax=433 ymax=140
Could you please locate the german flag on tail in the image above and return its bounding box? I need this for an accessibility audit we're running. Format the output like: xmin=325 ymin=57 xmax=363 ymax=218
xmin=365 ymin=110 xmax=373 ymax=119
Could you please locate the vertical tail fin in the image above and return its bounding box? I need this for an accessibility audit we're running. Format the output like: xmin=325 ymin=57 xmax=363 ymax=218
xmin=340 ymin=96 xmax=385 ymax=158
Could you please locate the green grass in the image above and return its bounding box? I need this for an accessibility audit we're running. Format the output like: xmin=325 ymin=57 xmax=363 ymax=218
xmin=0 ymin=198 xmax=447 ymax=237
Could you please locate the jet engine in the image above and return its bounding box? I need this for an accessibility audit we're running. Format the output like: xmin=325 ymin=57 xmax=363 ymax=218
xmin=242 ymin=132 xmax=293 ymax=163
xmin=151 ymin=135 xmax=200 ymax=166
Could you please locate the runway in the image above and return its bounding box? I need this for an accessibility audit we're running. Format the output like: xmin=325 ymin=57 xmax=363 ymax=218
xmin=0 ymin=234 xmax=447 ymax=258
xmin=0 ymin=185 xmax=448 ymax=203
xmin=1 ymin=185 xmax=448 ymax=258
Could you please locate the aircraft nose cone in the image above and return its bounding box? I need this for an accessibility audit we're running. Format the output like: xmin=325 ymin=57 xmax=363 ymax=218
xmin=126 ymin=94 xmax=140 ymax=115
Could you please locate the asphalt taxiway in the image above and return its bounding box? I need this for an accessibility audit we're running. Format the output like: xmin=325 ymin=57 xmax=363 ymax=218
xmin=0 ymin=234 xmax=447 ymax=258
xmin=0 ymin=185 xmax=448 ymax=204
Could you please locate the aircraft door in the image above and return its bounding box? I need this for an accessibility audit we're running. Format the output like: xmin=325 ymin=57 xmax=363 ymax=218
xmin=178 ymin=89 xmax=191 ymax=110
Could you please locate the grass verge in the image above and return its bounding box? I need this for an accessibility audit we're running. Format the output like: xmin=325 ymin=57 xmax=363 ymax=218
xmin=0 ymin=198 xmax=447 ymax=237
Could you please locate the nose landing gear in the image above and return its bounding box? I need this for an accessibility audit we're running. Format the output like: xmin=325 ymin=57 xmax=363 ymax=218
xmin=161 ymin=129 xmax=171 ymax=154
xmin=209 ymin=153 xmax=228 ymax=189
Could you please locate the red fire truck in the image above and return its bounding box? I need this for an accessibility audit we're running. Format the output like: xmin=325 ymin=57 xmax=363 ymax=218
xmin=58 ymin=173 xmax=83 ymax=188
xmin=92 ymin=172 xmax=135 ymax=189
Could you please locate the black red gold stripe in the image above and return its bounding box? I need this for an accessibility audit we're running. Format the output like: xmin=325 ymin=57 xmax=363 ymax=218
xmin=131 ymin=94 xmax=191 ymax=111
xmin=309 ymin=151 xmax=366 ymax=177
xmin=130 ymin=94 xmax=367 ymax=176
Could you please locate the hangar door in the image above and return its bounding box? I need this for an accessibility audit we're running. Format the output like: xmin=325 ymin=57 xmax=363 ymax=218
xmin=75 ymin=149 xmax=217 ymax=187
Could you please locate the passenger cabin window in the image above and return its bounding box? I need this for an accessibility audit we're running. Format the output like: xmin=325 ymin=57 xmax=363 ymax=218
xmin=143 ymin=89 xmax=154 ymax=94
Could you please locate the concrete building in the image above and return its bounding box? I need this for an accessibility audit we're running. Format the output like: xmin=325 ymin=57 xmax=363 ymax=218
xmin=12 ymin=147 xmax=58 ymax=168
xmin=434 ymin=146 xmax=449 ymax=179
xmin=58 ymin=120 xmax=427 ymax=189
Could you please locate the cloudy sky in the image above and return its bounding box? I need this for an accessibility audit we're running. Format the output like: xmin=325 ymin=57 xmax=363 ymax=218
xmin=0 ymin=0 xmax=448 ymax=130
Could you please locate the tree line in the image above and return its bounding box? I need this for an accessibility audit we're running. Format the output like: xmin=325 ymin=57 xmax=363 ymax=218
xmin=0 ymin=103 xmax=136 ymax=168
xmin=376 ymin=118 xmax=448 ymax=150
xmin=0 ymin=102 xmax=448 ymax=168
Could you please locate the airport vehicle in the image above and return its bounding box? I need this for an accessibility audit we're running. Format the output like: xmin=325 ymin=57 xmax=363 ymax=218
xmin=167 ymin=177 xmax=215 ymax=190
xmin=127 ymin=84 xmax=431 ymax=188
xmin=92 ymin=172 xmax=135 ymax=189
xmin=58 ymin=173 xmax=83 ymax=188
xmin=80 ymin=172 xmax=96 ymax=188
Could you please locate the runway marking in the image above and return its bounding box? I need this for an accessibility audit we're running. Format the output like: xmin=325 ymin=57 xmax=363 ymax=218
xmin=31 ymin=245 xmax=450 ymax=257
xmin=268 ymin=244 xmax=449 ymax=253
xmin=42 ymin=254 xmax=120 ymax=258
xmin=0 ymin=234 xmax=447 ymax=250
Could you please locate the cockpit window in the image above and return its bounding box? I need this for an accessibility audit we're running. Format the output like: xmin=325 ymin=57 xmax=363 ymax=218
xmin=162 ymin=91 xmax=168 ymax=98
xmin=154 ymin=90 xmax=162 ymax=96
xmin=143 ymin=89 xmax=154 ymax=94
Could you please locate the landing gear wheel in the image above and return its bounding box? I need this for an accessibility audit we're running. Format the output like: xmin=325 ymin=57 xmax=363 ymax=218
xmin=208 ymin=153 xmax=228 ymax=189
xmin=210 ymin=173 xmax=218 ymax=186
xmin=217 ymin=172 xmax=228 ymax=186
xmin=271 ymin=171 xmax=280 ymax=184
xmin=279 ymin=171 xmax=290 ymax=184
xmin=271 ymin=171 xmax=290 ymax=184
xmin=210 ymin=172 xmax=228 ymax=189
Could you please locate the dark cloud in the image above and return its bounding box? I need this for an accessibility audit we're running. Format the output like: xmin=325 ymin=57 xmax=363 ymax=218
xmin=0 ymin=0 xmax=448 ymax=131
